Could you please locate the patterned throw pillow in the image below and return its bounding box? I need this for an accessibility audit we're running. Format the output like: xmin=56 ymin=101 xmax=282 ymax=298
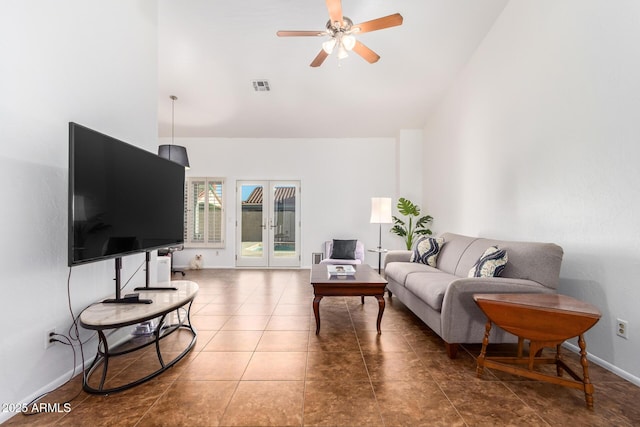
xmin=468 ymin=246 xmax=508 ymax=278
xmin=410 ymin=236 xmax=445 ymax=268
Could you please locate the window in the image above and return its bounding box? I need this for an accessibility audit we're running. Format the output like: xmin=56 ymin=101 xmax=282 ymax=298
xmin=185 ymin=177 xmax=225 ymax=248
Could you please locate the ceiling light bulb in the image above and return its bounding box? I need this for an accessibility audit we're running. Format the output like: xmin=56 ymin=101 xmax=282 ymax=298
xmin=337 ymin=44 xmax=349 ymax=59
xmin=322 ymin=38 xmax=336 ymax=54
xmin=342 ymin=35 xmax=356 ymax=51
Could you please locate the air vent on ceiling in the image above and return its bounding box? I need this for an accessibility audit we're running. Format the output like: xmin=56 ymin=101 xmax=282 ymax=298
xmin=252 ymin=80 xmax=271 ymax=92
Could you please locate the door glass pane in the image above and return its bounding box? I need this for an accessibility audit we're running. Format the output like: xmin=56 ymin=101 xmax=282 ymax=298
xmin=272 ymin=184 xmax=296 ymax=258
xmin=240 ymin=184 xmax=263 ymax=257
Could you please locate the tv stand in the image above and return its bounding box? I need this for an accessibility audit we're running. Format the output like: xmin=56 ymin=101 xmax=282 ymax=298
xmin=80 ymin=281 xmax=198 ymax=394
xmin=133 ymin=252 xmax=178 ymax=291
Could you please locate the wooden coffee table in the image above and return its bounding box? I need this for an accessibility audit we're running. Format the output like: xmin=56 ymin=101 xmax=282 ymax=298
xmin=473 ymin=293 xmax=601 ymax=409
xmin=310 ymin=264 xmax=387 ymax=334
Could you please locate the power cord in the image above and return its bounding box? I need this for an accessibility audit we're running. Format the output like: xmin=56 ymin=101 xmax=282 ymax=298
xmin=22 ymin=259 xmax=146 ymax=417
xmin=21 ymin=271 xmax=81 ymax=417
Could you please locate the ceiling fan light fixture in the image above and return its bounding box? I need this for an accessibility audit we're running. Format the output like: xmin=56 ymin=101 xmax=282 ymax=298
xmin=342 ymin=34 xmax=356 ymax=51
xmin=337 ymin=44 xmax=349 ymax=59
xmin=322 ymin=38 xmax=337 ymax=54
xmin=276 ymin=5 xmax=403 ymax=68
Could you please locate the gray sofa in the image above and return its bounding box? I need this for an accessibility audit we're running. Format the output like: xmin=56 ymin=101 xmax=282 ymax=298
xmin=384 ymin=232 xmax=563 ymax=358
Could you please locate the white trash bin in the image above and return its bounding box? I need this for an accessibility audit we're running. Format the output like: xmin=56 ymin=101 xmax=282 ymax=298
xmin=157 ymin=256 xmax=171 ymax=283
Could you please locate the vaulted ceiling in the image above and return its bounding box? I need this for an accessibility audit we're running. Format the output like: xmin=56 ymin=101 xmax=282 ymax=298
xmin=157 ymin=0 xmax=508 ymax=138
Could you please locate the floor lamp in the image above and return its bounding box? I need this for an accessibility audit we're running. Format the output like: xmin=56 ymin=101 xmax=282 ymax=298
xmin=370 ymin=197 xmax=393 ymax=273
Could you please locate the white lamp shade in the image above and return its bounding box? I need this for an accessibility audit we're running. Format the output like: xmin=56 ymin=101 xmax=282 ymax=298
xmin=370 ymin=197 xmax=393 ymax=223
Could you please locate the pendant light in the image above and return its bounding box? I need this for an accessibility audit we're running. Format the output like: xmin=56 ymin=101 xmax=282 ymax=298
xmin=158 ymin=95 xmax=190 ymax=169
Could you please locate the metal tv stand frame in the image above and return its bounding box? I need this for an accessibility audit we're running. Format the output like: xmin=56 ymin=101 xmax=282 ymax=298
xmin=79 ymin=281 xmax=198 ymax=394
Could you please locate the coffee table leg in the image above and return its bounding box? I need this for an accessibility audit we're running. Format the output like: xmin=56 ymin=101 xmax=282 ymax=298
xmin=375 ymin=295 xmax=385 ymax=334
xmin=578 ymin=334 xmax=595 ymax=409
xmin=556 ymin=344 xmax=564 ymax=377
xmin=477 ymin=320 xmax=492 ymax=377
xmin=313 ymin=296 xmax=323 ymax=334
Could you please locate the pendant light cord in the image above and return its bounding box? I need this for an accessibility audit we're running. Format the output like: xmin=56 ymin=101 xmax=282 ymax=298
xmin=170 ymin=95 xmax=177 ymax=146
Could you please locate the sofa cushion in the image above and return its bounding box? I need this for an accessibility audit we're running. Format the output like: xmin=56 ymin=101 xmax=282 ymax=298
xmin=410 ymin=236 xmax=445 ymax=267
xmin=404 ymin=271 xmax=455 ymax=311
xmin=385 ymin=262 xmax=439 ymax=287
xmin=436 ymin=233 xmax=478 ymax=275
xmin=330 ymin=239 xmax=357 ymax=260
xmin=468 ymin=246 xmax=508 ymax=277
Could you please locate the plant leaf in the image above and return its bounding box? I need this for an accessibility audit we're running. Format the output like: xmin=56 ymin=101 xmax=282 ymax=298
xmin=392 ymin=216 xmax=406 ymax=226
xmin=415 ymin=229 xmax=432 ymax=236
xmin=415 ymin=215 xmax=433 ymax=228
xmin=390 ymin=225 xmax=407 ymax=237
xmin=397 ymin=197 xmax=419 ymax=217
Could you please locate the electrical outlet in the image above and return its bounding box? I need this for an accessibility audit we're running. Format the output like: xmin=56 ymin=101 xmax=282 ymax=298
xmin=44 ymin=328 xmax=56 ymax=349
xmin=616 ymin=318 xmax=628 ymax=339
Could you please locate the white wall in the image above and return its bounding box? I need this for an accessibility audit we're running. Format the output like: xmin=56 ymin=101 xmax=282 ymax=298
xmin=395 ymin=129 xmax=424 ymax=206
xmin=170 ymin=136 xmax=411 ymax=269
xmin=422 ymin=0 xmax=640 ymax=382
xmin=0 ymin=1 xmax=158 ymax=421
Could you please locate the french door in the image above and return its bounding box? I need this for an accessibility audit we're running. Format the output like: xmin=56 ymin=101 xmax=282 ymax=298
xmin=236 ymin=180 xmax=301 ymax=267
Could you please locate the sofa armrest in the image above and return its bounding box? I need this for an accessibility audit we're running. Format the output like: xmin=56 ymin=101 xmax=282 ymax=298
xmin=440 ymin=277 xmax=554 ymax=344
xmin=384 ymin=250 xmax=412 ymax=267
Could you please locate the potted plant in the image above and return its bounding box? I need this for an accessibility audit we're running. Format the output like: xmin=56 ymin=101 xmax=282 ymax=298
xmin=390 ymin=197 xmax=433 ymax=250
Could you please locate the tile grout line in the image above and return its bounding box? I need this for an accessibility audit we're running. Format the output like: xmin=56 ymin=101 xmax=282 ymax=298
xmin=22 ymin=269 xmax=638 ymax=426
xmin=347 ymin=296 xmax=387 ymax=427
xmin=217 ymin=277 xmax=269 ymax=426
xmin=135 ymin=299 xmax=218 ymax=427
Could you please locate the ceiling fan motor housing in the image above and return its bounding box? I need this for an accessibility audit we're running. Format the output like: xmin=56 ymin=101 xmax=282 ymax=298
xmin=326 ymin=16 xmax=354 ymax=36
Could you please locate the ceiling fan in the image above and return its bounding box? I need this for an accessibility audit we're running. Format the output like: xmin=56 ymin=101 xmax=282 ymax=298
xmin=276 ymin=0 xmax=403 ymax=67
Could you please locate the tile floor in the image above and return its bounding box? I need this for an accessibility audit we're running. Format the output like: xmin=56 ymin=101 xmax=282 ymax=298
xmin=5 ymin=268 xmax=640 ymax=426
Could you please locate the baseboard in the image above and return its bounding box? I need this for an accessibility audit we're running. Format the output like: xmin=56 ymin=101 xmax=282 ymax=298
xmin=1 ymin=331 xmax=135 ymax=424
xmin=563 ymin=342 xmax=640 ymax=387
xmin=0 ymin=356 xmax=94 ymax=425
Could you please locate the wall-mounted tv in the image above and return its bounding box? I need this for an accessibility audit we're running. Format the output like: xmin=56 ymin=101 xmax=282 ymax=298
xmin=68 ymin=122 xmax=185 ymax=267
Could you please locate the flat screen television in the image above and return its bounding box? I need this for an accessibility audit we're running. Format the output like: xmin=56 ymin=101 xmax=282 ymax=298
xmin=68 ymin=122 xmax=185 ymax=272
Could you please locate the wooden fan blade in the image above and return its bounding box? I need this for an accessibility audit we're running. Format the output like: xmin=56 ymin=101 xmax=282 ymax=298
xmin=310 ymin=50 xmax=329 ymax=67
xmin=326 ymin=0 xmax=343 ymax=25
xmin=352 ymin=40 xmax=380 ymax=64
xmin=353 ymin=13 xmax=403 ymax=34
xmin=277 ymin=30 xmax=325 ymax=37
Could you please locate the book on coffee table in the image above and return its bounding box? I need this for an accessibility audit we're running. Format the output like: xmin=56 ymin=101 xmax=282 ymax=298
xmin=326 ymin=264 xmax=356 ymax=276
